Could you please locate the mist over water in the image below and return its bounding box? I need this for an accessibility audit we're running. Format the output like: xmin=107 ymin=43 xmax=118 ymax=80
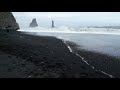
xmin=19 ymin=26 xmax=120 ymax=35
xmin=13 ymin=12 xmax=120 ymax=28
xmin=19 ymin=27 xmax=120 ymax=58
xmin=13 ymin=12 xmax=120 ymax=58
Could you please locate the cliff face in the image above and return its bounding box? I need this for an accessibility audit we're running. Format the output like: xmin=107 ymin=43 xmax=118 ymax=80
xmin=0 ymin=12 xmax=19 ymax=30
xmin=29 ymin=18 xmax=38 ymax=27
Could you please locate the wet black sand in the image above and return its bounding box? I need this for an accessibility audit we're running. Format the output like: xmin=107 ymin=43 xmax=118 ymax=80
xmin=0 ymin=31 xmax=114 ymax=78
xmin=65 ymin=41 xmax=120 ymax=78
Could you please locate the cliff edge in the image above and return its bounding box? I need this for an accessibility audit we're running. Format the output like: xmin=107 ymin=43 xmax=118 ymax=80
xmin=0 ymin=12 xmax=19 ymax=30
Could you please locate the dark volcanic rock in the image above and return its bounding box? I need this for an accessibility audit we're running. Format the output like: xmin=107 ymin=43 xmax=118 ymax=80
xmin=29 ymin=18 xmax=38 ymax=27
xmin=51 ymin=20 xmax=55 ymax=28
xmin=0 ymin=12 xmax=19 ymax=30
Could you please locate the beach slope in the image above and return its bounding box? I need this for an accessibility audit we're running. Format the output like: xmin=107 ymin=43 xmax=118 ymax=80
xmin=0 ymin=31 xmax=110 ymax=78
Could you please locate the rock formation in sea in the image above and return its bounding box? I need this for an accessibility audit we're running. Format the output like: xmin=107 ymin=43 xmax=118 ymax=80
xmin=0 ymin=12 xmax=20 ymax=30
xmin=51 ymin=20 xmax=55 ymax=28
xmin=29 ymin=18 xmax=38 ymax=27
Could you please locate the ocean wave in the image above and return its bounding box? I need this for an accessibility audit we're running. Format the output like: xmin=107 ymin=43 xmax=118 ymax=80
xmin=18 ymin=26 xmax=120 ymax=35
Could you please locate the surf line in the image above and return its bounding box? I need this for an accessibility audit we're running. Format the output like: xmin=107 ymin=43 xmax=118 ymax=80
xmin=61 ymin=39 xmax=114 ymax=78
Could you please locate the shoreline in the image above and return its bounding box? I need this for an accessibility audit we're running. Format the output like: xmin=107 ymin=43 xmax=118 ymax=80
xmin=0 ymin=31 xmax=117 ymax=78
xmin=65 ymin=41 xmax=120 ymax=78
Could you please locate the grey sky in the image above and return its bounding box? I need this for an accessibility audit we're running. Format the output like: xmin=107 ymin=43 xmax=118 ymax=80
xmin=12 ymin=12 xmax=120 ymax=28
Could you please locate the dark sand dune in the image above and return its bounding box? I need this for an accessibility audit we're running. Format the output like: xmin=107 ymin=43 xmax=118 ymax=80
xmin=0 ymin=31 xmax=111 ymax=78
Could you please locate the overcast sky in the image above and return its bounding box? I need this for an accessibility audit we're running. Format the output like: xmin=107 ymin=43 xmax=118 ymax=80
xmin=12 ymin=12 xmax=120 ymax=28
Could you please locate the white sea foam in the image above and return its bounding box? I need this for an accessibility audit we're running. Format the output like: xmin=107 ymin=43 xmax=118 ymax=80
xmin=18 ymin=26 xmax=120 ymax=35
xmin=62 ymin=39 xmax=114 ymax=78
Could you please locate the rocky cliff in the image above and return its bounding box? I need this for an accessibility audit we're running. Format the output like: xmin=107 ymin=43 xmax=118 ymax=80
xmin=0 ymin=12 xmax=19 ymax=30
xmin=29 ymin=18 xmax=38 ymax=27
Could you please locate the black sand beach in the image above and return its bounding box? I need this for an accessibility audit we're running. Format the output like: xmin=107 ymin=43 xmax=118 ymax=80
xmin=0 ymin=31 xmax=117 ymax=78
xmin=66 ymin=41 xmax=120 ymax=78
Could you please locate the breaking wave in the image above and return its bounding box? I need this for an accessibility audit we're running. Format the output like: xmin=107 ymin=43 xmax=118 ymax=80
xmin=18 ymin=26 xmax=120 ymax=35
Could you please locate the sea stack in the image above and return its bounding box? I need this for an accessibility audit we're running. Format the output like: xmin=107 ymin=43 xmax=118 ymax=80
xmin=0 ymin=12 xmax=19 ymax=30
xmin=51 ymin=20 xmax=55 ymax=28
xmin=29 ymin=18 xmax=38 ymax=27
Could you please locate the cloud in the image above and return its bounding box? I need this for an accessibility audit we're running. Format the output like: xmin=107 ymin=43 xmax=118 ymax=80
xmin=12 ymin=12 xmax=120 ymax=27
